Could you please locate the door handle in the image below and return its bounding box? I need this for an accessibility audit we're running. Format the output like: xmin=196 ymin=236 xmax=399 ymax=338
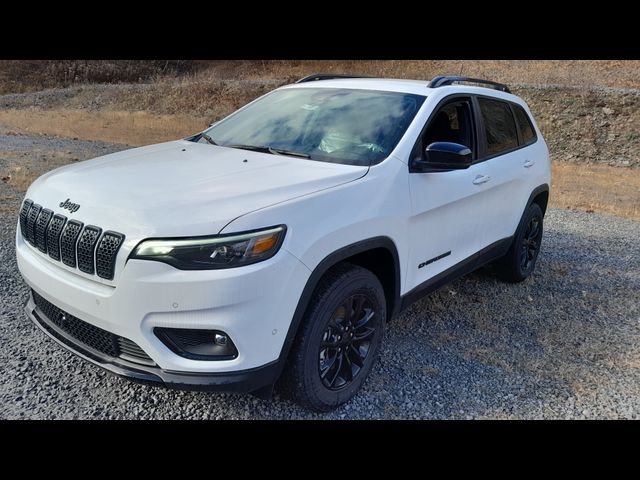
xmin=524 ymin=159 xmax=535 ymax=168
xmin=473 ymin=175 xmax=491 ymax=185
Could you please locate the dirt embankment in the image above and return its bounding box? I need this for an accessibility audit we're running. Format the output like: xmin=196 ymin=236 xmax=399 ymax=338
xmin=519 ymin=86 xmax=639 ymax=168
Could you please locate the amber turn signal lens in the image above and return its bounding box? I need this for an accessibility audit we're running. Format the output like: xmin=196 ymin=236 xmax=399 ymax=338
xmin=251 ymin=234 xmax=278 ymax=255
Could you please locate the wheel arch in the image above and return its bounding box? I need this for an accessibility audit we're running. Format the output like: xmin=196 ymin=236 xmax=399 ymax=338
xmin=527 ymin=184 xmax=550 ymax=216
xmin=275 ymin=237 xmax=401 ymax=376
xmin=507 ymin=183 xmax=549 ymax=248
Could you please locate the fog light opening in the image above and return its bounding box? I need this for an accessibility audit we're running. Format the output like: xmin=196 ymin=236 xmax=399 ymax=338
xmin=154 ymin=327 xmax=238 ymax=361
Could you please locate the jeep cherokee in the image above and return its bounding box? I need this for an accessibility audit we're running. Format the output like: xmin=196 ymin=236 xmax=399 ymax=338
xmin=16 ymin=74 xmax=550 ymax=411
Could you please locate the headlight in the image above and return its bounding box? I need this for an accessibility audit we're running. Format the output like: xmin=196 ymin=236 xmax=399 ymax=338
xmin=130 ymin=225 xmax=286 ymax=270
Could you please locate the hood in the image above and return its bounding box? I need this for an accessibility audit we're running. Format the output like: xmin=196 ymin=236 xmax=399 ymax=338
xmin=26 ymin=140 xmax=368 ymax=240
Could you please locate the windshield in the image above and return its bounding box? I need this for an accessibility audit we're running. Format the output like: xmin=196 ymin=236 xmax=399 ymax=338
xmin=200 ymin=87 xmax=426 ymax=166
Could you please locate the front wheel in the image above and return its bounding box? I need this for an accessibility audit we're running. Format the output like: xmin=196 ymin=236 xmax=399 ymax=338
xmin=497 ymin=202 xmax=544 ymax=282
xmin=282 ymin=263 xmax=386 ymax=412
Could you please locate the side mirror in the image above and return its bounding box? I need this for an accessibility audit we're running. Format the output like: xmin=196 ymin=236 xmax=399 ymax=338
xmin=412 ymin=142 xmax=473 ymax=172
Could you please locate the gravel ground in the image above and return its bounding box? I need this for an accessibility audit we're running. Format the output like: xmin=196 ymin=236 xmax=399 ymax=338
xmin=0 ymin=126 xmax=127 ymax=156
xmin=1 ymin=134 xmax=639 ymax=419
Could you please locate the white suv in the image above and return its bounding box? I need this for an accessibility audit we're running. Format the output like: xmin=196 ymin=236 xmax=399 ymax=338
xmin=16 ymin=75 xmax=550 ymax=411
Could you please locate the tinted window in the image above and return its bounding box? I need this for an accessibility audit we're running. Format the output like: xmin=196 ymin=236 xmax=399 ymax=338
xmin=513 ymin=104 xmax=536 ymax=144
xmin=421 ymin=98 xmax=474 ymax=152
xmin=478 ymin=98 xmax=518 ymax=156
xmin=203 ymin=88 xmax=425 ymax=166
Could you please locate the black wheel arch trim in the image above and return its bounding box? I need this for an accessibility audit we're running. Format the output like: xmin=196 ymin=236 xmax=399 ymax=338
xmin=275 ymin=236 xmax=401 ymax=378
xmin=498 ymin=183 xmax=549 ymax=274
xmin=512 ymin=183 xmax=549 ymax=241
xmin=526 ymin=183 xmax=550 ymax=216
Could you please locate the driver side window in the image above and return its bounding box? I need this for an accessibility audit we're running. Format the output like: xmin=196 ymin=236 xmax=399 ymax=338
xmin=415 ymin=98 xmax=475 ymax=161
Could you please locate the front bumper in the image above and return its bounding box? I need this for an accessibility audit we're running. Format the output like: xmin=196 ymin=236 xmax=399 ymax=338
xmin=24 ymin=291 xmax=280 ymax=392
xmin=16 ymin=227 xmax=311 ymax=384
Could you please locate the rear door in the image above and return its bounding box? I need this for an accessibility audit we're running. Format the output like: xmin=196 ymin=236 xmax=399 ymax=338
xmin=473 ymin=96 xmax=539 ymax=245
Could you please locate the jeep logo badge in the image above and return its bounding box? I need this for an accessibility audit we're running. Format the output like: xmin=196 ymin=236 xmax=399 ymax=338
xmin=59 ymin=198 xmax=80 ymax=213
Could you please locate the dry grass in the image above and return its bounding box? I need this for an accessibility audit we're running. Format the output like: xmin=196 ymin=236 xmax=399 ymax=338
xmin=0 ymin=150 xmax=76 ymax=191
xmin=0 ymin=194 xmax=17 ymax=211
xmin=183 ymin=60 xmax=640 ymax=90
xmin=114 ymin=79 xmax=277 ymax=119
xmin=0 ymin=109 xmax=207 ymax=146
xmin=2 ymin=164 xmax=35 ymax=192
xmin=0 ymin=60 xmax=193 ymax=94
xmin=2 ymin=60 xmax=639 ymax=98
xmin=550 ymin=163 xmax=640 ymax=220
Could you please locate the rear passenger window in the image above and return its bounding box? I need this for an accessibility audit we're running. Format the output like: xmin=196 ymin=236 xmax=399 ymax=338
xmin=513 ymin=104 xmax=536 ymax=145
xmin=478 ymin=98 xmax=518 ymax=156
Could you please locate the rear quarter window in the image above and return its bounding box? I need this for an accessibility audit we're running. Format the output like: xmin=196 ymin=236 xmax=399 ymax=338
xmin=513 ymin=104 xmax=537 ymax=145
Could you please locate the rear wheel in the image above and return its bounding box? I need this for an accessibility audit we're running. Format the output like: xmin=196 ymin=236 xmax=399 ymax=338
xmin=497 ymin=203 xmax=544 ymax=282
xmin=283 ymin=263 xmax=386 ymax=412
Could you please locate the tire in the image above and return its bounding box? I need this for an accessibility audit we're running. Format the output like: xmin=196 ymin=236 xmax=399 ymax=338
xmin=497 ymin=202 xmax=544 ymax=283
xmin=282 ymin=263 xmax=386 ymax=412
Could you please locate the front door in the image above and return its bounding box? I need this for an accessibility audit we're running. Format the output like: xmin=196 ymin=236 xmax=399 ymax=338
xmin=406 ymin=96 xmax=493 ymax=292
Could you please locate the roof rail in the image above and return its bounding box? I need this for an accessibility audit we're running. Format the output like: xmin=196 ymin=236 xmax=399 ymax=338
xmin=295 ymin=73 xmax=369 ymax=83
xmin=427 ymin=76 xmax=511 ymax=93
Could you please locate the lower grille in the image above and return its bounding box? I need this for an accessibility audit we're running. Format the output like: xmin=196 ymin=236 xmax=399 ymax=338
xmin=32 ymin=290 xmax=154 ymax=366
xmin=117 ymin=337 xmax=155 ymax=364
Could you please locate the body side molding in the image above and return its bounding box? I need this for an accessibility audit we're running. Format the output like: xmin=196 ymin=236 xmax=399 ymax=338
xmin=400 ymin=237 xmax=513 ymax=312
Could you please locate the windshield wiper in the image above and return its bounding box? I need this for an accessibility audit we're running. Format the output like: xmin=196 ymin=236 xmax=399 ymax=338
xmin=200 ymin=133 xmax=218 ymax=145
xmin=268 ymin=147 xmax=310 ymax=159
xmin=225 ymin=144 xmax=310 ymax=159
xmin=225 ymin=144 xmax=269 ymax=153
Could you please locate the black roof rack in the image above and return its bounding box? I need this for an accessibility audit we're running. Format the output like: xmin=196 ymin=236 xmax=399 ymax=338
xmin=427 ymin=76 xmax=511 ymax=93
xmin=295 ymin=73 xmax=370 ymax=83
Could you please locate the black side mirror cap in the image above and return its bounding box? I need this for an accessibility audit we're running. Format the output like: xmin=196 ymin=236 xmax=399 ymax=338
xmin=411 ymin=142 xmax=473 ymax=172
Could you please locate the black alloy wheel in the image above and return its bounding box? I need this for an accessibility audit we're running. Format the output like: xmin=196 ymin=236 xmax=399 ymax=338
xmin=282 ymin=263 xmax=386 ymax=412
xmin=497 ymin=202 xmax=544 ymax=282
xmin=318 ymin=294 xmax=377 ymax=390
xmin=520 ymin=214 xmax=542 ymax=272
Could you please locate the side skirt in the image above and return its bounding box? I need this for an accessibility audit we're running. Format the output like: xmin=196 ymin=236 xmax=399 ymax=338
xmin=399 ymin=236 xmax=512 ymax=312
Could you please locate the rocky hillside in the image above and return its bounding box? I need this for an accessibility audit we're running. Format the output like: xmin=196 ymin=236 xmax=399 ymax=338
xmin=517 ymin=86 xmax=639 ymax=168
